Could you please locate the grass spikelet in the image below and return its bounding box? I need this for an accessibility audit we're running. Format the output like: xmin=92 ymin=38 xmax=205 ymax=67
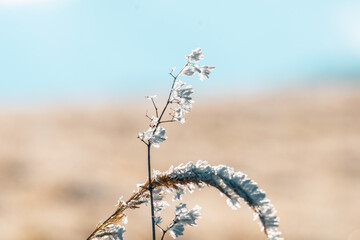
xmin=87 ymin=161 xmax=282 ymax=240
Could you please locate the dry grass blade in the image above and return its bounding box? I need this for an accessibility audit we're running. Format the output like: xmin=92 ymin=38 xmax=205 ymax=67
xmin=87 ymin=161 xmax=282 ymax=240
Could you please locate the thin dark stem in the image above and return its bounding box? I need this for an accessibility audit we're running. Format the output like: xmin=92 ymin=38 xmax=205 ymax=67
xmin=151 ymin=62 xmax=189 ymax=136
xmin=147 ymin=62 xmax=189 ymax=240
xmin=151 ymin=98 xmax=159 ymax=118
xmin=159 ymin=120 xmax=175 ymax=124
xmin=160 ymin=230 xmax=167 ymax=240
xmin=156 ymin=223 xmax=165 ymax=232
xmin=137 ymin=136 xmax=149 ymax=146
xmin=147 ymin=144 xmax=156 ymax=240
xmin=145 ymin=111 xmax=152 ymax=120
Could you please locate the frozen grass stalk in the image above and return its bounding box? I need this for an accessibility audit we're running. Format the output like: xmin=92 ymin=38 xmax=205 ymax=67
xmin=87 ymin=48 xmax=283 ymax=240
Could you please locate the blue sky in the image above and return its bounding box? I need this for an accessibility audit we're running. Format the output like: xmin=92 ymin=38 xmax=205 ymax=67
xmin=1 ymin=0 xmax=360 ymax=103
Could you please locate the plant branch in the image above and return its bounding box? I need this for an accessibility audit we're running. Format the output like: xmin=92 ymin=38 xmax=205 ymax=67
xmin=146 ymin=62 xmax=188 ymax=240
xmin=159 ymin=120 xmax=175 ymax=124
xmin=147 ymin=144 xmax=156 ymax=240
xmin=145 ymin=111 xmax=152 ymax=120
xmin=151 ymin=98 xmax=159 ymax=118
xmin=160 ymin=230 xmax=167 ymax=240
xmin=152 ymin=62 xmax=189 ymax=136
xmin=137 ymin=136 xmax=149 ymax=146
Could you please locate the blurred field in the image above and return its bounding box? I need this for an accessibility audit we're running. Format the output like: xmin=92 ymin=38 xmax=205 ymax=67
xmin=1 ymin=86 xmax=360 ymax=240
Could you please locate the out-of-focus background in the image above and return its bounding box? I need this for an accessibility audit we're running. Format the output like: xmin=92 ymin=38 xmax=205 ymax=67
xmin=1 ymin=0 xmax=360 ymax=240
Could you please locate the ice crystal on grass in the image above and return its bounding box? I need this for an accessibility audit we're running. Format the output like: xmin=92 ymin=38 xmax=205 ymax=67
xmin=88 ymin=49 xmax=283 ymax=240
xmin=138 ymin=126 xmax=167 ymax=148
xmin=186 ymin=48 xmax=204 ymax=62
xmin=172 ymin=186 xmax=186 ymax=201
xmin=89 ymin=162 xmax=282 ymax=240
xmin=166 ymin=203 xmax=201 ymax=239
xmin=169 ymin=224 xmax=184 ymax=238
xmin=156 ymin=161 xmax=283 ymax=240
xmin=182 ymin=66 xmax=196 ymax=76
xmin=94 ymin=224 xmax=125 ymax=240
xmin=198 ymin=65 xmax=215 ymax=80
xmin=153 ymin=187 xmax=169 ymax=212
xmin=150 ymin=126 xmax=167 ymax=148
xmin=138 ymin=127 xmax=153 ymax=142
xmin=154 ymin=216 xmax=163 ymax=225
xmin=146 ymin=95 xmax=157 ymax=100
xmin=137 ymin=48 xmax=214 ymax=148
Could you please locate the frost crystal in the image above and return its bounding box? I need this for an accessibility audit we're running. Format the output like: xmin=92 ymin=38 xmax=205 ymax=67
xmin=150 ymin=126 xmax=167 ymax=148
xmin=138 ymin=125 xmax=168 ymax=148
xmin=146 ymin=95 xmax=157 ymax=100
xmin=138 ymin=49 xmax=214 ymax=147
xmin=151 ymin=161 xmax=283 ymax=240
xmin=186 ymin=48 xmax=204 ymax=62
xmin=154 ymin=216 xmax=163 ymax=224
xmin=150 ymin=116 xmax=159 ymax=126
xmin=90 ymin=161 xmax=282 ymax=240
xmin=174 ymin=108 xmax=186 ymax=124
xmin=182 ymin=66 xmax=195 ymax=76
xmin=172 ymin=184 xmax=187 ymax=201
xmin=153 ymin=187 xmax=169 ymax=212
xmin=169 ymin=224 xmax=184 ymax=238
xmin=199 ymin=65 xmax=215 ymax=80
xmin=170 ymin=80 xmax=194 ymax=124
xmin=94 ymin=224 xmax=125 ymax=240
xmin=138 ymin=127 xmax=153 ymax=142
xmin=167 ymin=203 xmax=201 ymax=239
xmin=122 ymin=215 xmax=128 ymax=224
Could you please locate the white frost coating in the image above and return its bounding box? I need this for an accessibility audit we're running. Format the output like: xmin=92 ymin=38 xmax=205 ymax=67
xmin=138 ymin=126 xmax=167 ymax=148
xmin=169 ymin=224 xmax=184 ymax=238
xmin=186 ymin=48 xmax=204 ymax=62
xmin=167 ymin=203 xmax=202 ymax=239
xmin=93 ymin=224 xmax=125 ymax=240
xmin=145 ymin=95 xmax=157 ymax=100
xmin=154 ymin=161 xmax=283 ymax=240
xmin=138 ymin=48 xmax=215 ymax=147
xmin=198 ymin=65 xmax=215 ymax=80
xmin=150 ymin=126 xmax=167 ymax=148
xmin=89 ymin=161 xmax=282 ymax=240
xmin=122 ymin=215 xmax=128 ymax=224
xmin=152 ymin=187 xmax=169 ymax=212
xmin=182 ymin=66 xmax=196 ymax=76
xmin=170 ymin=80 xmax=194 ymax=124
xmin=154 ymin=216 xmax=163 ymax=224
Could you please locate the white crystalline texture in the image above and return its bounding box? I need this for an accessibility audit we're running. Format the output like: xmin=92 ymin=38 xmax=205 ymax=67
xmin=172 ymin=185 xmax=186 ymax=200
xmin=186 ymin=48 xmax=204 ymax=62
xmin=170 ymin=80 xmax=194 ymax=124
xmin=152 ymin=187 xmax=169 ymax=212
xmin=176 ymin=85 xmax=194 ymax=101
xmin=182 ymin=66 xmax=195 ymax=76
xmin=146 ymin=95 xmax=157 ymax=100
xmin=150 ymin=116 xmax=159 ymax=126
xmin=171 ymin=80 xmax=193 ymax=103
xmin=122 ymin=215 xmax=128 ymax=224
xmin=149 ymin=126 xmax=167 ymax=148
xmin=138 ymin=127 xmax=154 ymax=142
xmin=199 ymin=65 xmax=215 ymax=80
xmin=169 ymin=224 xmax=185 ymax=239
xmin=154 ymin=216 xmax=163 ymax=225
xmin=174 ymin=108 xmax=186 ymax=124
xmin=151 ymin=161 xmax=282 ymax=240
xmin=94 ymin=224 xmax=125 ymax=240
xmin=166 ymin=203 xmax=201 ymax=239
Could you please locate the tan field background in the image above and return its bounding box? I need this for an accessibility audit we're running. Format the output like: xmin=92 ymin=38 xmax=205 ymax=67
xmin=1 ymin=86 xmax=360 ymax=240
